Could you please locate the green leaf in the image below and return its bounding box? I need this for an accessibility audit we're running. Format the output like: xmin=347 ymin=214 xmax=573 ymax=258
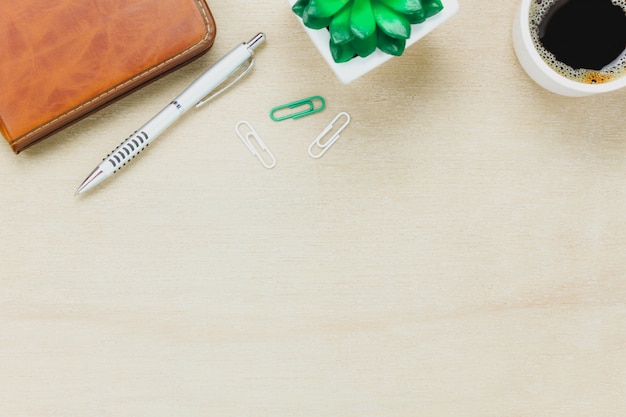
xmin=307 ymin=0 xmax=351 ymax=17
xmin=405 ymin=9 xmax=425 ymax=24
xmin=378 ymin=0 xmax=422 ymax=14
xmin=291 ymin=0 xmax=311 ymax=17
xmin=422 ymin=0 xmax=444 ymax=18
xmin=350 ymin=0 xmax=376 ymax=39
xmin=373 ymin=2 xmax=411 ymax=40
xmin=330 ymin=38 xmax=357 ymax=62
xmin=302 ymin=7 xmax=333 ymax=29
xmin=330 ymin=4 xmax=354 ymax=45
xmin=351 ymin=32 xmax=378 ymax=57
xmin=376 ymin=28 xmax=406 ymax=56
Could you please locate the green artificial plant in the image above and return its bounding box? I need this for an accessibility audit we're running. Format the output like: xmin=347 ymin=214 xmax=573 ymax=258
xmin=292 ymin=0 xmax=444 ymax=63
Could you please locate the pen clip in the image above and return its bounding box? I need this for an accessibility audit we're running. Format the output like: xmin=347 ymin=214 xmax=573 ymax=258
xmin=195 ymin=58 xmax=255 ymax=109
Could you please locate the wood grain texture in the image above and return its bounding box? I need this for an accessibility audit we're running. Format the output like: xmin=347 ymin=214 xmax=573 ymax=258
xmin=1 ymin=1 xmax=626 ymax=416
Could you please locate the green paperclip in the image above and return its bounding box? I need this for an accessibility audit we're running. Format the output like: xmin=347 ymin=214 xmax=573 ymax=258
xmin=269 ymin=96 xmax=326 ymax=121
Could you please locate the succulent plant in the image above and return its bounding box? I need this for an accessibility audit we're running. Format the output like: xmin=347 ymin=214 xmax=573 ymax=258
xmin=292 ymin=0 xmax=444 ymax=63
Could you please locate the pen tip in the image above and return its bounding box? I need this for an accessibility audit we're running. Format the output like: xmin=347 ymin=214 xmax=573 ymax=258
xmin=75 ymin=167 xmax=104 ymax=196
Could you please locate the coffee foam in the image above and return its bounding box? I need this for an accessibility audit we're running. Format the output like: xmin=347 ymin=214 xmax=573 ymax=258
xmin=528 ymin=0 xmax=626 ymax=84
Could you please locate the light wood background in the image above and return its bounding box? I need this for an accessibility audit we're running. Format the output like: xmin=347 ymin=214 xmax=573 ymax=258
xmin=2 ymin=1 xmax=626 ymax=416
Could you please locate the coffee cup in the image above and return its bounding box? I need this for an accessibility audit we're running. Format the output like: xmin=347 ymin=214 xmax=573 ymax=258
xmin=513 ymin=0 xmax=626 ymax=96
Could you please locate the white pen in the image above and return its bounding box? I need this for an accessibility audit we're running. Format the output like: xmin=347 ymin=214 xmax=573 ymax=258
xmin=75 ymin=33 xmax=266 ymax=195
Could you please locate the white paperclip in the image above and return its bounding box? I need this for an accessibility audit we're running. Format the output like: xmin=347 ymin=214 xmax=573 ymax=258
xmin=235 ymin=121 xmax=276 ymax=169
xmin=308 ymin=112 xmax=350 ymax=159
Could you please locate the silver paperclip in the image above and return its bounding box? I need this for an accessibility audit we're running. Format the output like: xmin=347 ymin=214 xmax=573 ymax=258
xmin=308 ymin=112 xmax=351 ymax=159
xmin=235 ymin=120 xmax=276 ymax=169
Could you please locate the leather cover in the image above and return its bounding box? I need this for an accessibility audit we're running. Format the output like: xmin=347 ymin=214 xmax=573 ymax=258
xmin=0 ymin=0 xmax=216 ymax=153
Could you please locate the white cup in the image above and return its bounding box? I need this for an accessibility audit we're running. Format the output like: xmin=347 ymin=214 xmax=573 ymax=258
xmin=512 ymin=0 xmax=626 ymax=96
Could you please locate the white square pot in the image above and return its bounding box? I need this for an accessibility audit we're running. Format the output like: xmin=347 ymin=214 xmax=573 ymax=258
xmin=287 ymin=0 xmax=460 ymax=83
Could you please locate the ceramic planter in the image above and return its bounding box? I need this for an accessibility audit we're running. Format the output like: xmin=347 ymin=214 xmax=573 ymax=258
xmin=288 ymin=0 xmax=459 ymax=83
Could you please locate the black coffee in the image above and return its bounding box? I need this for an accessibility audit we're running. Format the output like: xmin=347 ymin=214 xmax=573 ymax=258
xmin=529 ymin=0 xmax=626 ymax=84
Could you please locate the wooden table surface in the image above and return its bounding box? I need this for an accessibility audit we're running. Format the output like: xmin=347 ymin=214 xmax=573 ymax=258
xmin=2 ymin=1 xmax=626 ymax=416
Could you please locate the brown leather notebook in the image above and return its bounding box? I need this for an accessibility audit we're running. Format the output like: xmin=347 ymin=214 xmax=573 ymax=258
xmin=0 ymin=0 xmax=216 ymax=153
